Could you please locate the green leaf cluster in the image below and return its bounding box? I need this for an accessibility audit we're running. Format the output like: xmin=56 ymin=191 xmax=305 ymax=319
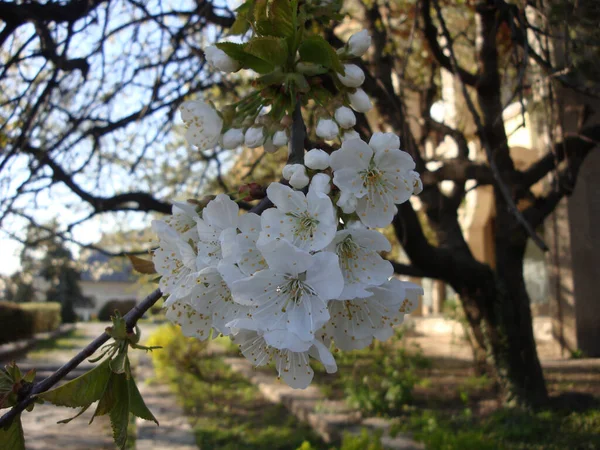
xmin=0 ymin=313 xmax=161 ymax=450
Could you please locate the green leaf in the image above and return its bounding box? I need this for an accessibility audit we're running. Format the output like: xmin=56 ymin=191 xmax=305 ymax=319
xmin=229 ymin=12 xmax=251 ymax=36
xmin=229 ymin=0 xmax=252 ymax=35
xmin=245 ymin=37 xmax=288 ymax=67
xmin=215 ymin=42 xmax=274 ymax=74
xmin=108 ymin=373 xmax=130 ymax=449
xmin=0 ymin=414 xmax=25 ymax=450
xmin=298 ymin=35 xmax=344 ymax=74
xmin=109 ymin=348 xmax=129 ymax=375
xmin=255 ymin=0 xmax=294 ymax=38
xmin=128 ymin=377 xmax=158 ymax=424
xmin=90 ymin=371 xmax=117 ymax=422
xmin=57 ymin=404 xmax=92 ymax=424
xmin=39 ymin=359 xmax=111 ymax=408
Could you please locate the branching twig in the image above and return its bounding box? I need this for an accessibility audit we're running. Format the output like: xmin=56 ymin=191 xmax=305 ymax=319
xmin=0 ymin=288 xmax=163 ymax=429
xmin=432 ymin=0 xmax=548 ymax=251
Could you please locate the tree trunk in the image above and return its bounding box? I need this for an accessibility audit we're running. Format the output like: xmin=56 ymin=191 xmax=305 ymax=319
xmin=455 ymin=234 xmax=548 ymax=407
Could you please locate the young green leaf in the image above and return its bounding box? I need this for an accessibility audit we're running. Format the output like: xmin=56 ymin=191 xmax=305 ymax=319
xmin=245 ymin=37 xmax=289 ymax=67
xmin=128 ymin=376 xmax=158 ymax=424
xmin=38 ymin=358 xmax=111 ymax=408
xmin=215 ymin=42 xmax=274 ymax=74
xmin=0 ymin=414 xmax=25 ymax=450
xmin=90 ymin=371 xmax=117 ymax=423
xmin=108 ymin=373 xmax=130 ymax=449
xmin=109 ymin=348 xmax=129 ymax=376
xmin=298 ymin=35 xmax=345 ymax=74
xmin=255 ymin=0 xmax=294 ymax=38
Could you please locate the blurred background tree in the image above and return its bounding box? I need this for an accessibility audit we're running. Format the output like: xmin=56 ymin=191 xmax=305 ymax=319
xmin=1 ymin=0 xmax=599 ymax=407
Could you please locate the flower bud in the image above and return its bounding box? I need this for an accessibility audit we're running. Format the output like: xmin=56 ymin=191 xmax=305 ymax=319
xmin=263 ymin=137 xmax=279 ymax=154
xmin=204 ymin=45 xmax=241 ymax=73
xmin=347 ymin=30 xmax=371 ymax=57
xmin=272 ymin=130 xmax=288 ymax=147
xmin=304 ymin=148 xmax=330 ymax=170
xmin=348 ymin=88 xmax=373 ymax=113
xmin=341 ymin=129 xmax=361 ymax=142
xmin=334 ymin=106 xmax=356 ymax=129
xmin=316 ymin=118 xmax=339 ymax=140
xmin=310 ymin=173 xmax=331 ymax=196
xmin=239 ymin=182 xmax=266 ymax=201
xmin=289 ymin=165 xmax=310 ymax=189
xmin=245 ymin=127 xmax=265 ymax=148
xmin=283 ymin=163 xmax=303 ymax=180
xmin=221 ymin=128 xmax=244 ymax=149
xmin=337 ymin=64 xmax=365 ymax=88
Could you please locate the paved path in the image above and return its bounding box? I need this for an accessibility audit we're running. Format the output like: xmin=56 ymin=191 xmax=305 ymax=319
xmin=5 ymin=321 xmax=197 ymax=450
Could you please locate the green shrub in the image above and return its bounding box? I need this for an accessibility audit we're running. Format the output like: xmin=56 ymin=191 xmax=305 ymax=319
xmin=0 ymin=301 xmax=62 ymax=344
xmin=20 ymin=302 xmax=62 ymax=333
xmin=98 ymin=299 xmax=137 ymax=321
xmin=339 ymin=333 xmax=431 ymax=416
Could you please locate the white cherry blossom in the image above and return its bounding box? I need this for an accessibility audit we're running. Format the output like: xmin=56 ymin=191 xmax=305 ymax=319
xmin=341 ymin=129 xmax=360 ymax=142
xmin=257 ymin=183 xmax=337 ymax=252
xmin=180 ymin=100 xmax=223 ymax=151
xmin=230 ymin=240 xmax=343 ymax=341
xmin=232 ymin=328 xmax=336 ymax=389
xmin=205 ymin=45 xmax=241 ymax=73
xmin=321 ymin=278 xmax=417 ymax=351
xmin=326 ymin=227 xmax=393 ymax=299
xmin=196 ymin=194 xmax=240 ymax=266
xmin=330 ymin=133 xmax=417 ymax=228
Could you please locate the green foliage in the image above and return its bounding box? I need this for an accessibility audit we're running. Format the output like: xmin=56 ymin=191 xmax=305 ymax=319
xmin=37 ymin=314 xmax=158 ymax=449
xmin=335 ymin=333 xmax=431 ymax=417
xmin=392 ymin=407 xmax=600 ymax=450
xmin=216 ymin=42 xmax=275 ymax=74
xmin=20 ymin=302 xmax=62 ymax=333
xmin=0 ymin=413 xmax=25 ymax=450
xmin=0 ymin=301 xmax=61 ymax=345
xmin=245 ymin=37 xmax=289 ymax=67
xmin=98 ymin=299 xmax=137 ymax=322
xmin=298 ymin=35 xmax=344 ymax=74
xmin=147 ymin=324 xmax=326 ymax=450
xmin=340 ymin=429 xmax=384 ymax=450
xmin=39 ymin=359 xmax=112 ymax=408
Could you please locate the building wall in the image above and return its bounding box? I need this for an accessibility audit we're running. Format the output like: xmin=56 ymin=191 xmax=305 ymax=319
xmin=77 ymin=280 xmax=142 ymax=320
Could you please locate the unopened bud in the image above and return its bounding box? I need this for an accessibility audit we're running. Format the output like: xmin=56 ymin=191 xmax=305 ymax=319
xmin=239 ymin=183 xmax=266 ymax=201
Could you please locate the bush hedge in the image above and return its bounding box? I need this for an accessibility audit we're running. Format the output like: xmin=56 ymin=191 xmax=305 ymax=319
xmin=0 ymin=301 xmax=62 ymax=345
xmin=98 ymin=299 xmax=137 ymax=321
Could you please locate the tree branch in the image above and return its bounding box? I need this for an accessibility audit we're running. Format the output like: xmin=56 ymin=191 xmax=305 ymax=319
xmin=421 ymin=0 xmax=478 ymax=86
xmin=0 ymin=288 xmax=163 ymax=429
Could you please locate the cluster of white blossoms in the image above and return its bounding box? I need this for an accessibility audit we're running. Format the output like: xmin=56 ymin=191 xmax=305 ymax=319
xmin=153 ymin=28 xmax=424 ymax=389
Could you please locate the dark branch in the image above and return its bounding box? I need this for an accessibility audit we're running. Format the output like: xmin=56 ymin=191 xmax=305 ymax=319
xmin=421 ymin=0 xmax=478 ymax=86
